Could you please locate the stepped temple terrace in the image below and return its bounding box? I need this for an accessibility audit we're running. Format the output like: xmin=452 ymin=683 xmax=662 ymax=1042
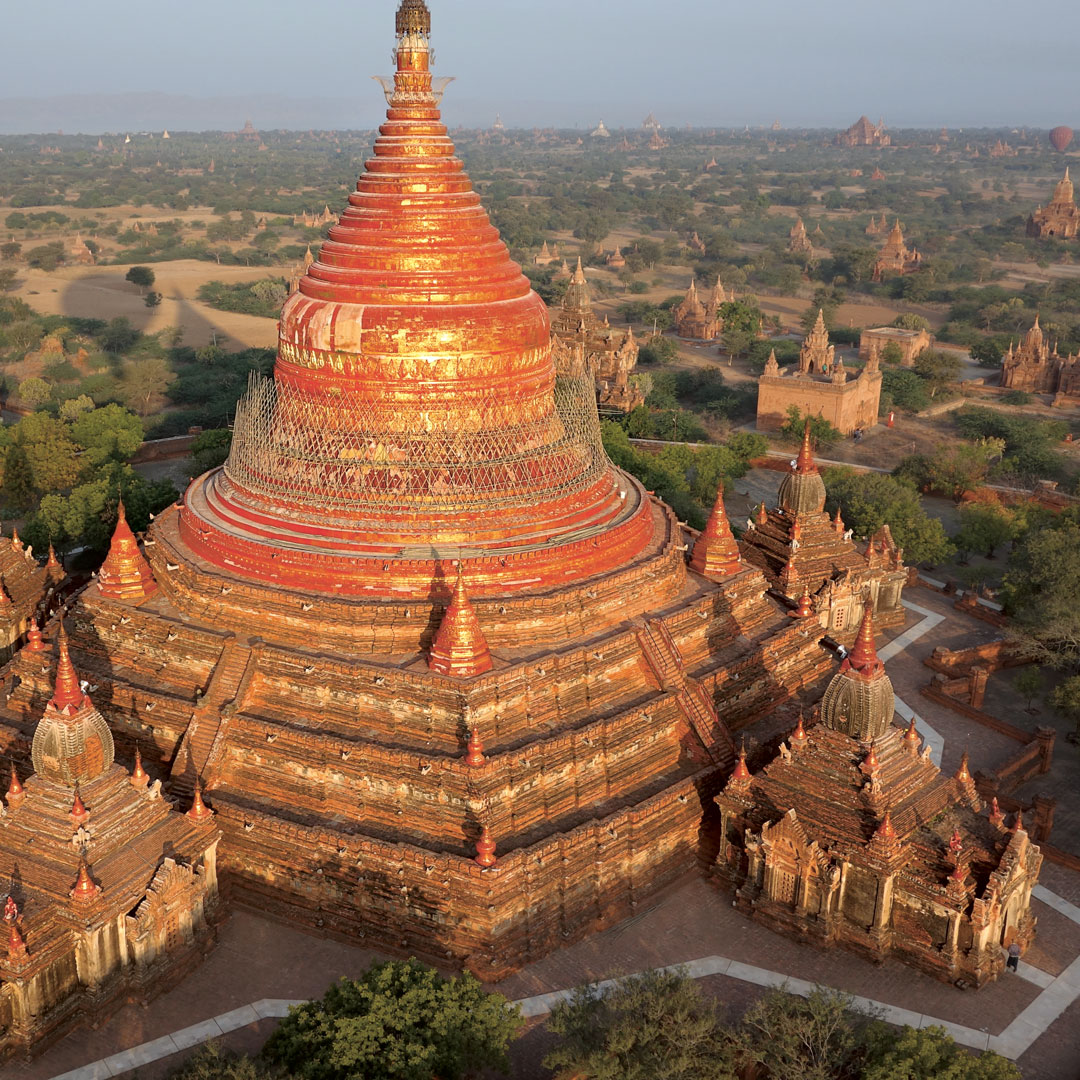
xmin=1027 ymin=168 xmax=1079 ymax=240
xmin=0 ymin=1 xmax=1046 ymax=1058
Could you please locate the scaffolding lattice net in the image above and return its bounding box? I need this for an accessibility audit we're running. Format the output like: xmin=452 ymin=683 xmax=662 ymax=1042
xmin=224 ymin=371 xmax=610 ymax=515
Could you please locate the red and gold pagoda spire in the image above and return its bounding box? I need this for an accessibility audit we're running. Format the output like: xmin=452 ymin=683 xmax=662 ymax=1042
xmin=98 ymin=500 xmax=157 ymax=602
xmin=177 ymin=0 xmax=653 ymax=600
xmin=428 ymin=566 xmax=493 ymax=678
xmin=689 ymin=488 xmax=741 ymax=580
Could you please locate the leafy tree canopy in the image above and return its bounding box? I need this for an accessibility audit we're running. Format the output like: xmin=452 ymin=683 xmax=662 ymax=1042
xmin=261 ymin=960 xmax=522 ymax=1080
xmin=823 ymin=467 xmax=954 ymax=566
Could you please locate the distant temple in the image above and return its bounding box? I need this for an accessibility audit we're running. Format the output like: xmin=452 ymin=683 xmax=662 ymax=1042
xmin=715 ymin=607 xmax=1041 ymax=987
xmin=674 ymin=277 xmax=729 ymax=341
xmin=605 ymin=245 xmax=626 ymax=268
xmin=550 ymin=259 xmax=643 ymax=413
xmin=0 ymin=623 xmax=220 ymax=1057
xmin=533 ymin=240 xmax=560 ymax=266
xmin=67 ymin=234 xmax=95 ymax=266
xmin=836 ymin=116 xmax=890 ymax=148
xmin=859 ymin=326 xmax=932 ymax=367
xmin=788 ymin=217 xmax=813 ymax=256
xmin=865 ymin=214 xmax=890 ymax=237
xmin=756 ymin=311 xmax=882 ymax=436
xmin=590 ymin=119 xmax=611 ymax=139
xmin=1000 ymin=316 xmax=1080 ymax=400
xmin=872 ymin=220 xmax=921 ymax=281
xmin=739 ymin=424 xmax=907 ymax=633
xmin=642 ymin=112 xmax=660 ymax=133
xmin=1027 ymin=169 xmax=1079 ymax=240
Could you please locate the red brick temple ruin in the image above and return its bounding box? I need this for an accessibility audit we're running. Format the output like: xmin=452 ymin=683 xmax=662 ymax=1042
xmin=674 ymin=277 xmax=729 ymax=341
xmin=714 ymin=610 xmax=1042 ymax=987
xmin=1000 ymin=315 xmax=1080 ymax=400
xmin=1027 ymin=169 xmax=1078 ymax=239
xmin=0 ymin=630 xmax=219 ymax=1055
xmin=0 ymin=533 xmax=63 ymax=661
xmin=788 ymin=217 xmax=813 ymax=256
xmin=836 ymin=116 xmax=890 ymax=148
xmin=872 ymin=220 xmax=922 ymax=281
xmin=549 ymin=258 xmax=644 ymax=414
xmin=0 ymin=1 xmax=836 ymax=1012
xmin=739 ymin=424 xmax=907 ymax=636
xmin=756 ymin=312 xmax=882 ymax=436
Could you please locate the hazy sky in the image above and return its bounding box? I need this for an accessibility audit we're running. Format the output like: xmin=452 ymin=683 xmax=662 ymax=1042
xmin=1 ymin=0 xmax=1076 ymax=132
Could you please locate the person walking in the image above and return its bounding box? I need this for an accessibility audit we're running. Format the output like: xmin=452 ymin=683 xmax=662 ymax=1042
xmin=1006 ymin=942 xmax=1021 ymax=972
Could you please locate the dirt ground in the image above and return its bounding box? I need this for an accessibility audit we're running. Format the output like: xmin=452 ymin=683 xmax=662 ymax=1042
xmin=14 ymin=260 xmax=281 ymax=350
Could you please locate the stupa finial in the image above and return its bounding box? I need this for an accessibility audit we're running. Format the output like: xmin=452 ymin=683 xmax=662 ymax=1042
xmin=795 ymin=419 xmax=816 ymax=474
xmin=847 ymin=606 xmax=880 ymax=674
xmin=51 ymin=624 xmax=85 ymax=713
xmin=428 ymin=565 xmax=493 ymax=678
xmin=396 ymin=0 xmax=431 ymax=35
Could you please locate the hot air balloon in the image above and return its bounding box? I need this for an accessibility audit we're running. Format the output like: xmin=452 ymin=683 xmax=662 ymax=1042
xmin=1050 ymin=126 xmax=1073 ymax=153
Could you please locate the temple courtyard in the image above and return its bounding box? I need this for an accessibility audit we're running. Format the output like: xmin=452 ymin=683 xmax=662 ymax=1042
xmin=14 ymin=584 xmax=1080 ymax=1080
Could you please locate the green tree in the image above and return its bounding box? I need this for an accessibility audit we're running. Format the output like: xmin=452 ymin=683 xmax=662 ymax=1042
xmin=730 ymin=987 xmax=867 ymax=1080
xmin=17 ymin=377 xmax=52 ymax=409
xmin=544 ymin=969 xmax=734 ymax=1080
xmin=952 ymin=501 xmax=1019 ymax=560
xmin=970 ymin=339 xmax=1003 ymax=368
xmin=913 ymin=350 xmax=964 ymax=398
xmin=121 ymin=356 xmax=175 ymax=415
xmin=922 ymin=440 xmax=1005 ymax=502
xmin=823 ymin=467 xmax=954 ymax=565
xmin=881 ymin=368 xmax=930 ymax=412
xmin=1002 ymin=522 xmax=1080 ymax=672
xmin=0 ymin=268 xmax=17 ymax=293
xmin=144 ymin=290 xmax=163 ymax=309
xmin=892 ymin=313 xmax=930 ymax=331
xmin=165 ymin=1041 xmax=283 ymax=1080
xmin=15 ymin=412 xmax=81 ymax=494
xmin=262 ymin=960 xmax=522 ymax=1080
xmin=125 ymin=265 xmax=156 ymax=293
xmin=2 ymin=442 xmax=35 ymax=511
xmin=0 ymin=241 xmax=21 ymax=259
xmin=862 ymin=1023 xmax=1020 ymax=1079
xmin=1050 ymin=675 xmax=1080 ymax=736
xmin=101 ymin=316 xmax=141 ymax=354
xmin=71 ymin=404 xmax=145 ymax=469
xmin=1012 ymin=667 xmax=1044 ymax=712
xmin=59 ymin=394 xmax=96 ymax=422
xmin=190 ymin=428 xmax=232 ymax=472
xmin=780 ymin=406 xmax=841 ymax=450
xmin=879 ymin=341 xmax=904 ymax=365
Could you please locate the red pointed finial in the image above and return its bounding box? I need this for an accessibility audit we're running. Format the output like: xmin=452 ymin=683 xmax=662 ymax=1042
xmin=72 ymin=852 xmax=99 ymax=902
xmin=955 ymin=751 xmax=972 ymax=784
xmin=950 ymin=861 xmax=967 ymax=883
xmin=863 ymin=744 xmax=880 ymax=773
xmin=187 ymin=784 xmax=213 ymax=820
xmin=7 ymin=917 xmax=27 ymax=962
xmin=6 ymin=762 xmax=23 ymax=801
xmin=98 ymin=498 xmax=157 ymax=601
xmin=46 ymin=543 xmax=61 ymax=571
xmin=10 ymin=528 xmax=21 ymax=551
xmin=755 ymin=502 xmax=768 ymax=526
xmin=793 ymin=585 xmax=814 ymax=619
xmin=791 ymin=712 xmax=808 ymax=746
xmin=795 ymin=419 xmax=816 ymax=474
xmin=689 ymin=487 xmax=741 ymax=580
xmin=989 ymin=797 xmax=1005 ymax=828
xmin=70 ymin=784 xmax=88 ymax=823
xmin=50 ymin=625 xmax=85 ymax=713
xmin=875 ymin=810 xmax=897 ymax=842
xmin=846 ymin=607 xmax=881 ymax=676
xmin=732 ymin=744 xmax=751 ymax=783
xmin=949 ymin=827 xmax=963 ymax=854
xmin=903 ymin=716 xmax=920 ymax=751
xmin=25 ymin=617 xmax=44 ymax=652
xmin=833 ymin=504 xmax=845 ymax=534
xmin=130 ymin=746 xmax=149 ymax=787
xmin=464 ymin=727 xmax=485 ymax=767
xmin=779 ymin=556 xmax=799 ymax=590
xmin=428 ymin=565 xmax=493 ymax=678
xmin=475 ymin=826 xmax=497 ymax=868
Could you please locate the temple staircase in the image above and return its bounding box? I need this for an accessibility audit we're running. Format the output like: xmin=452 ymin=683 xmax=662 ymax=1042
xmin=635 ymin=618 xmax=736 ymax=769
xmin=170 ymin=636 xmax=257 ymax=796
